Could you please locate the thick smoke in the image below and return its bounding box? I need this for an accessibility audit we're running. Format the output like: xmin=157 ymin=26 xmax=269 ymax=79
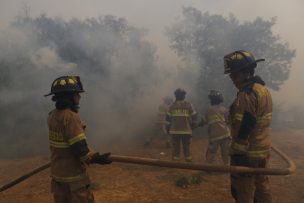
xmin=1 ymin=5 xmax=301 ymax=158
xmin=166 ymin=7 xmax=296 ymax=109
xmin=0 ymin=14 xmax=197 ymax=158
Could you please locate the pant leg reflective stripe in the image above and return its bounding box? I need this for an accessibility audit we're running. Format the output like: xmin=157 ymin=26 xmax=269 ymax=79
xmin=170 ymin=131 xmax=192 ymax=134
xmin=209 ymin=133 xmax=231 ymax=142
xmin=247 ymin=149 xmax=270 ymax=158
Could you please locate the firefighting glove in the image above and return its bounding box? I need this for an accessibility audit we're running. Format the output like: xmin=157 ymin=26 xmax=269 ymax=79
xmin=231 ymin=139 xmax=249 ymax=155
xmin=91 ymin=152 xmax=112 ymax=165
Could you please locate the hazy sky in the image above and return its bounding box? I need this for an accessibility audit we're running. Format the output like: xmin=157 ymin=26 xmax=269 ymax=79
xmin=0 ymin=0 xmax=303 ymax=106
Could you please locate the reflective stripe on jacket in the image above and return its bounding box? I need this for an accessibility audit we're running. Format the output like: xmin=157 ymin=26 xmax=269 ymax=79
xmin=167 ymin=100 xmax=197 ymax=135
xmin=205 ymin=105 xmax=231 ymax=143
xmin=48 ymin=109 xmax=90 ymax=183
xmin=229 ymin=79 xmax=273 ymax=159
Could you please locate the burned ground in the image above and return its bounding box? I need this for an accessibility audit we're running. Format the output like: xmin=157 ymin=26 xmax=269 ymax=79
xmin=0 ymin=129 xmax=302 ymax=203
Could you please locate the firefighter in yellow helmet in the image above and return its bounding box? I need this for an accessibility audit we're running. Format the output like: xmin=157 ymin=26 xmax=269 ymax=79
xmin=45 ymin=76 xmax=112 ymax=203
xmin=166 ymin=88 xmax=197 ymax=162
xmin=224 ymin=51 xmax=273 ymax=203
xmin=145 ymin=96 xmax=173 ymax=147
xmin=202 ymin=90 xmax=231 ymax=165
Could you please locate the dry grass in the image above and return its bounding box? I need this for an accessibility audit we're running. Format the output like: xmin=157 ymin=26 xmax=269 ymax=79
xmin=0 ymin=129 xmax=302 ymax=203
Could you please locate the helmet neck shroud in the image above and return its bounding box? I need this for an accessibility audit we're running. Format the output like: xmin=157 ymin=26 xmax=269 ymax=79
xmin=175 ymin=94 xmax=185 ymax=101
xmin=174 ymin=88 xmax=186 ymax=101
xmin=210 ymin=98 xmax=223 ymax=105
xmin=52 ymin=92 xmax=79 ymax=112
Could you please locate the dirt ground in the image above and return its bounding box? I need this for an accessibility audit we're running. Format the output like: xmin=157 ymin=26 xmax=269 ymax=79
xmin=0 ymin=128 xmax=303 ymax=203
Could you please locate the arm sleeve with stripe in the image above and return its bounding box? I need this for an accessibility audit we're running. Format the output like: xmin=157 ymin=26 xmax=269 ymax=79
xmin=235 ymin=92 xmax=257 ymax=140
xmin=64 ymin=113 xmax=90 ymax=160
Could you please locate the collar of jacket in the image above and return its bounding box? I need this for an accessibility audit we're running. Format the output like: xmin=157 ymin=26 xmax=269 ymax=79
xmin=238 ymin=75 xmax=266 ymax=93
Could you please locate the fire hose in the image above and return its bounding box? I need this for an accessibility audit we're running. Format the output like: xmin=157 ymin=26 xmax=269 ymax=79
xmin=0 ymin=145 xmax=296 ymax=192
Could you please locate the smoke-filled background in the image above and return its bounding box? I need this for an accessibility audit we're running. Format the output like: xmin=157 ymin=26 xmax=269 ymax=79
xmin=0 ymin=0 xmax=303 ymax=158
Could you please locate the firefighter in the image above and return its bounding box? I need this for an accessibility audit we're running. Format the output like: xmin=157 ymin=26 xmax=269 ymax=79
xmin=145 ymin=96 xmax=173 ymax=147
xmin=166 ymin=88 xmax=197 ymax=162
xmin=203 ymin=90 xmax=231 ymax=165
xmin=45 ymin=76 xmax=112 ymax=203
xmin=224 ymin=50 xmax=273 ymax=203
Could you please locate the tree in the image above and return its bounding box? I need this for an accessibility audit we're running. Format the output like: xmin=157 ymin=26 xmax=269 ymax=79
xmin=166 ymin=7 xmax=296 ymax=106
xmin=0 ymin=14 xmax=159 ymax=157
